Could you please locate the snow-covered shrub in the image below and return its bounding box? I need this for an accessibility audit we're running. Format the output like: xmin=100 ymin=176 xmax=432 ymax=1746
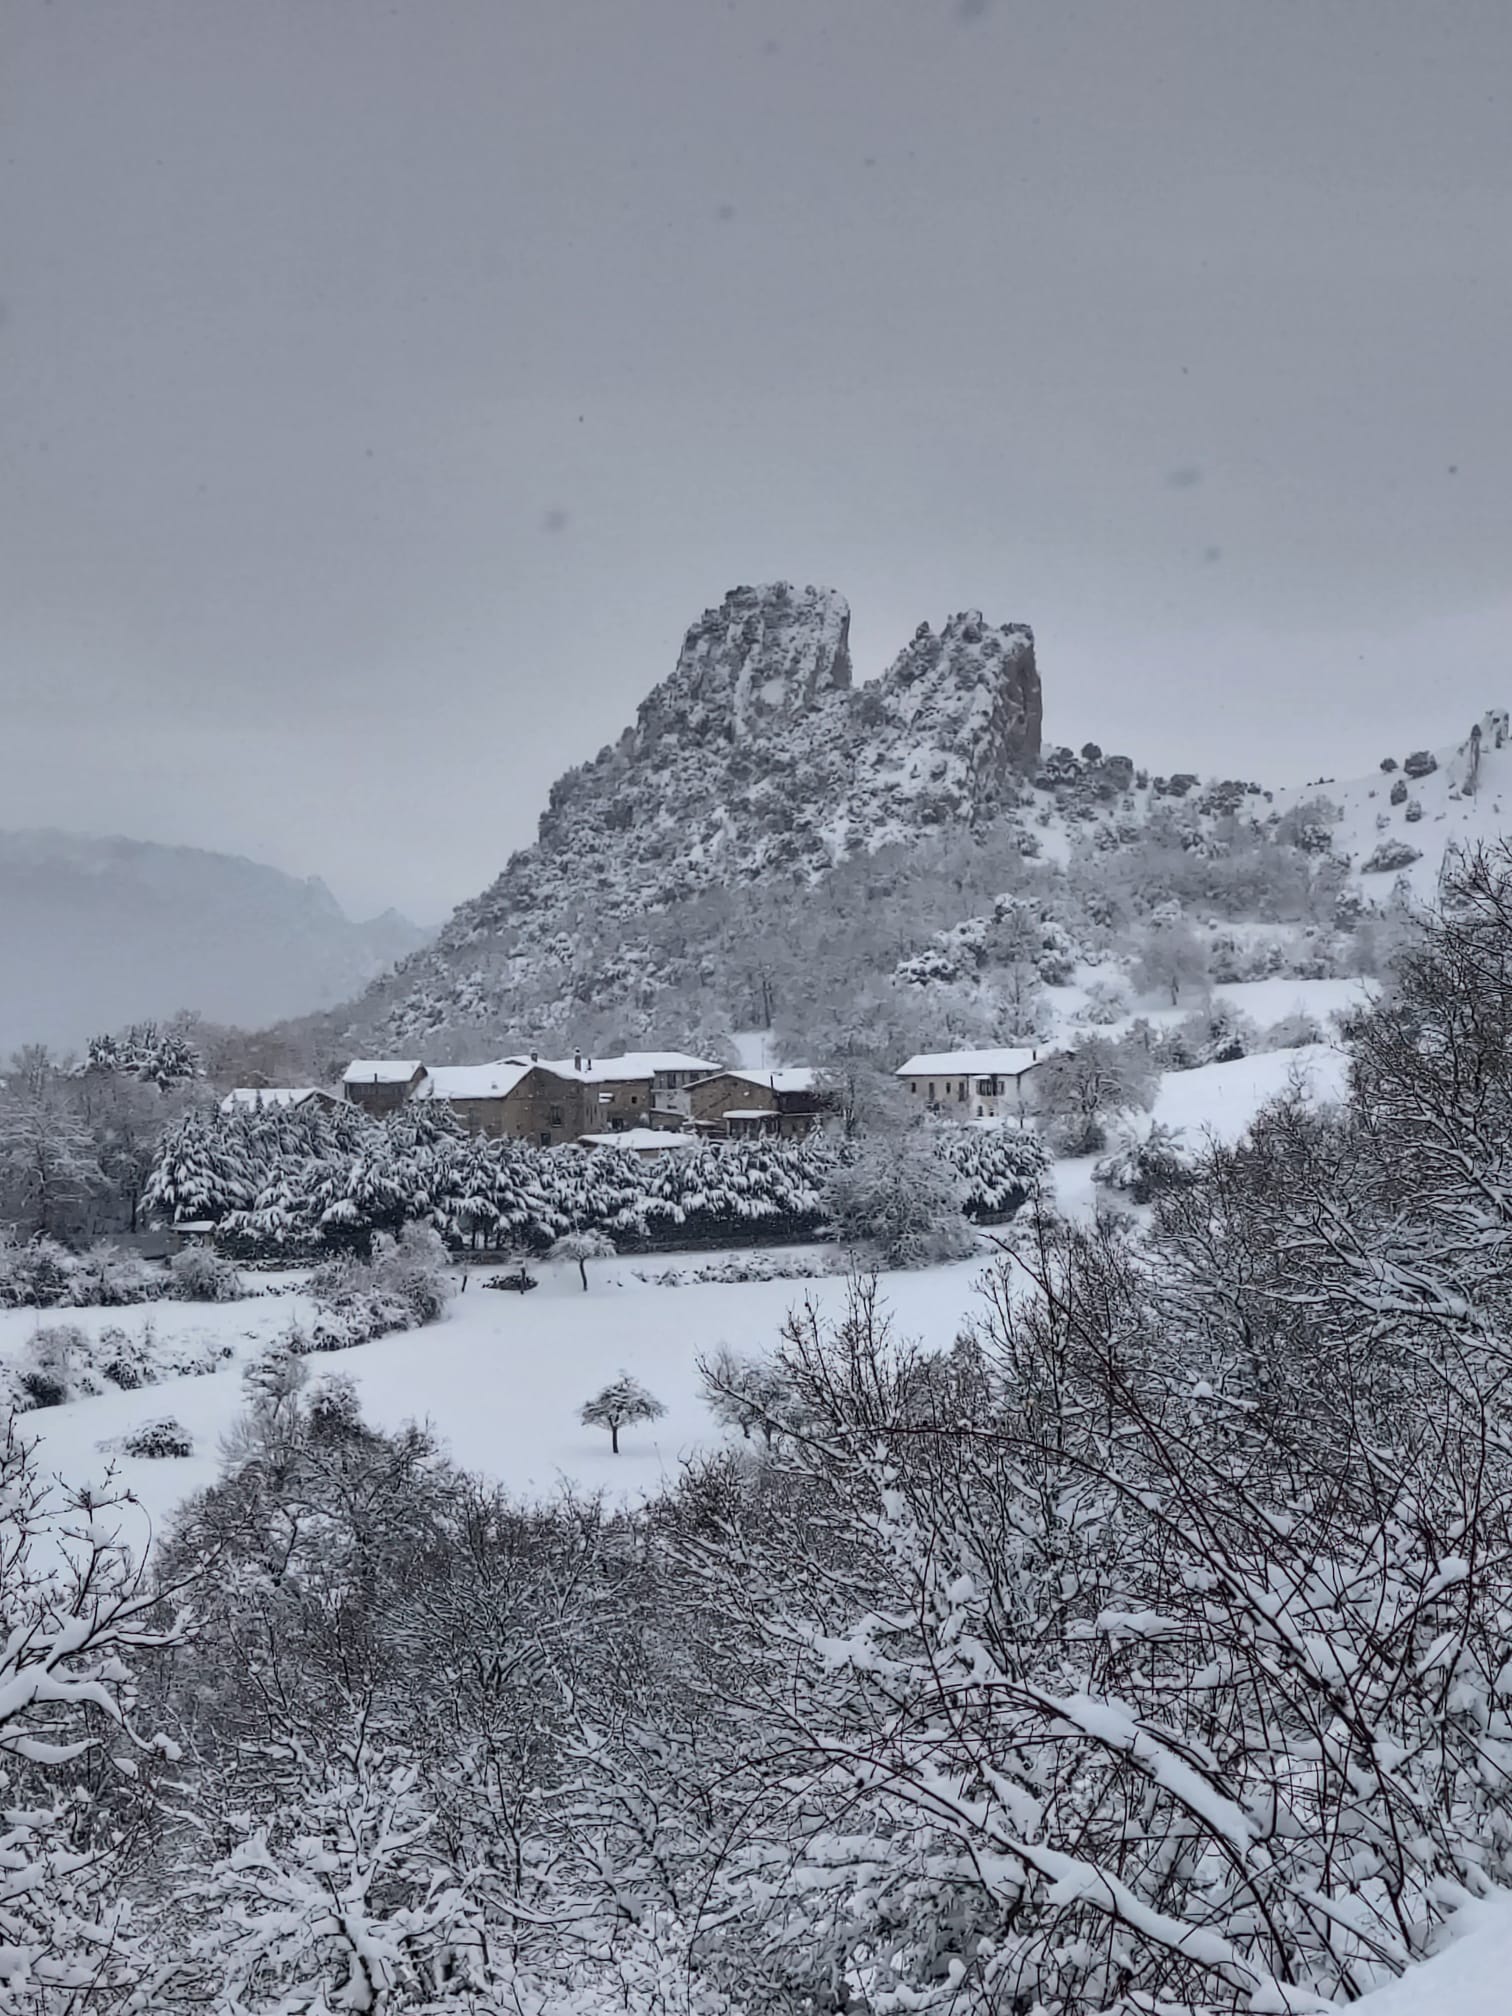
xmin=823 ymin=1135 xmax=977 ymax=1269
xmin=121 ymin=1415 xmax=193 ymax=1459
xmin=701 ymin=1346 xmax=796 ymax=1446
xmin=17 ymin=1322 xmax=89 ymax=1408
xmin=1390 ymin=776 xmax=1409 ymax=806
xmin=1092 ymin=1121 xmax=1197 ymax=1203
xmin=1362 ymin=837 xmax=1423 ymax=874
xmin=1403 ymin=747 xmax=1438 ymax=779
xmin=1405 ymin=797 xmax=1423 ymax=822
xmin=168 ymin=1245 xmax=245 ymax=1302
xmin=308 ymin=1223 xmax=454 ymax=1349
xmin=0 ymin=1236 xmax=77 ymax=1309
xmin=1261 ymin=1009 xmax=1326 ymax=1050
xmin=1076 ymin=975 xmax=1130 ymax=1024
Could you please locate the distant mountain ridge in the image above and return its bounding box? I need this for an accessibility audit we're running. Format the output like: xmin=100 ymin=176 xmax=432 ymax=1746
xmin=0 ymin=828 xmax=429 ymax=1054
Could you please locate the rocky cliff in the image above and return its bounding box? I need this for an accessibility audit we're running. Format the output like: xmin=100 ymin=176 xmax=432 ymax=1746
xmin=347 ymin=584 xmax=1042 ymax=1046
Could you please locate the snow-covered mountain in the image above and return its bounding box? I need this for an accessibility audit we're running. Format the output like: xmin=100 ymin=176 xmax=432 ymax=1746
xmin=325 ymin=579 xmax=1507 ymax=1061
xmin=0 ymin=829 xmax=429 ymax=1055
xmin=344 ymin=582 xmax=1042 ymax=1048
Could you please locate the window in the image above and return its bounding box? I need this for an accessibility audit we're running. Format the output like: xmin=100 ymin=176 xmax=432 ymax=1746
xmin=630 ymin=1094 xmax=638 ymax=1105
xmin=928 ymin=1082 xmax=935 ymax=1101
xmin=548 ymin=1104 xmax=564 ymax=1126
xmin=957 ymin=1081 xmax=967 ymax=1101
xmin=908 ymin=1080 xmax=917 ymax=1094
xmin=538 ymin=1130 xmax=552 ymax=1148
xmin=977 ymin=1078 xmax=994 ymax=1095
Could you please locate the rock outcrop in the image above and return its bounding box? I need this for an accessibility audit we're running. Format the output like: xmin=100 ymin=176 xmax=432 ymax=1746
xmin=346 ymin=583 xmax=1043 ymax=1045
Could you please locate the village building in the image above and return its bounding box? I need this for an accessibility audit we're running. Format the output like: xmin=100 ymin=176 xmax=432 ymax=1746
xmin=219 ymin=1087 xmax=340 ymax=1114
xmin=342 ymin=1059 xmax=426 ymax=1117
xmin=894 ymin=1045 xmax=1052 ymax=1122
xmin=687 ymin=1066 xmax=830 ymax=1139
xmin=412 ymin=1061 xmax=581 ymax=1146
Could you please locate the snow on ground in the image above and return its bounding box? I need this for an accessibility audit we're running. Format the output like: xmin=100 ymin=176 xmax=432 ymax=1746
xmin=1273 ymin=708 xmax=1512 ymax=910
xmin=10 ymin=1255 xmax=989 ymax=1565
xmin=1359 ymin=1893 xmax=1512 ymax=2013
xmin=1049 ymin=1042 xmax=1350 ymax=1221
xmin=9 ymin=1027 xmax=1356 ymax=1567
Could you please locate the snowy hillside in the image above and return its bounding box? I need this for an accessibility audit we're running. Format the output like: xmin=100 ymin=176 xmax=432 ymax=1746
xmin=1273 ymin=708 xmax=1512 ymax=906
xmin=0 ymin=828 xmax=429 ymax=1053
xmin=302 ymin=579 xmax=1508 ymax=1069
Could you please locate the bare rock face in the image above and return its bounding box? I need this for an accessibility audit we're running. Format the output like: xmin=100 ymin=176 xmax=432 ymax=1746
xmin=355 ymin=586 xmax=1043 ymax=1042
xmin=632 ymin=583 xmax=853 ymax=749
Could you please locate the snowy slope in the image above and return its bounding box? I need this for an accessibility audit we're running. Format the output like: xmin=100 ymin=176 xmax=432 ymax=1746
xmin=1273 ymin=710 xmax=1512 ymax=907
xmin=1357 ymin=1894 xmax=1512 ymax=2014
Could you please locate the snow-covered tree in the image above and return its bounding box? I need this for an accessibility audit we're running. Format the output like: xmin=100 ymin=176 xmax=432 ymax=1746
xmin=822 ymin=1133 xmax=976 ymax=1269
xmin=579 ymin=1375 xmax=664 ymax=1453
xmin=1032 ymin=1035 xmax=1158 ymax=1155
xmin=548 ymin=1229 xmax=617 ymax=1292
xmin=0 ymin=1420 xmax=189 ymax=2012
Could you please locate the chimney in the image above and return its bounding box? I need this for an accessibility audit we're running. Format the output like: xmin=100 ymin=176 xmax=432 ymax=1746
xmin=530 ymin=1050 xmax=538 ymax=1062
xmin=574 ymin=1050 xmax=582 ymax=1073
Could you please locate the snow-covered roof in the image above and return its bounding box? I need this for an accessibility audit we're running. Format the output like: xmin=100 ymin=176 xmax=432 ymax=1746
xmin=220 ymin=1087 xmax=325 ymax=1111
xmin=897 ymin=1047 xmax=1051 ymax=1079
xmin=578 ymin=1128 xmax=698 ymax=1150
xmin=692 ymin=1066 xmax=818 ymax=1096
xmin=493 ymin=1050 xmax=717 ymax=1085
xmin=722 ymin=1108 xmax=777 ymax=1121
xmin=414 ymin=1062 xmax=535 ymax=1102
xmin=342 ymin=1058 xmax=422 ymax=1085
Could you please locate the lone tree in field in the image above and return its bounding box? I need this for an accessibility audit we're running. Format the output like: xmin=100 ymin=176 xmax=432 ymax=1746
xmin=579 ymin=1374 xmax=665 ymax=1454
xmin=548 ymin=1229 xmax=617 ymax=1292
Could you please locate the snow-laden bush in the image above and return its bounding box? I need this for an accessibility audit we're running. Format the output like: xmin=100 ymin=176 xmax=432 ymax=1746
xmin=1363 ymin=837 xmax=1424 ymax=874
xmin=823 ymin=1135 xmax=977 ymax=1269
xmin=1261 ymin=1009 xmax=1326 ymax=1050
xmin=168 ymin=1246 xmax=244 ymax=1302
xmin=308 ymin=1222 xmax=454 ymax=1350
xmin=1076 ymin=975 xmax=1130 ymax=1024
xmin=121 ymin=1415 xmax=193 ymax=1458
xmin=1092 ymin=1121 xmax=1197 ymax=1203
xmin=18 ymin=1322 xmax=89 ymax=1407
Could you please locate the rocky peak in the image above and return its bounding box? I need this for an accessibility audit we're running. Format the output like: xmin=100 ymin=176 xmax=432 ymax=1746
xmin=876 ymin=609 xmax=1041 ymax=784
xmin=631 ymin=582 xmax=852 ymax=750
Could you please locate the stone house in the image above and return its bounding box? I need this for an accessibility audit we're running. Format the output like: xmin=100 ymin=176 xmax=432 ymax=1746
xmin=413 ymin=1062 xmax=581 ymax=1147
xmin=687 ymin=1067 xmax=829 ymax=1139
xmin=895 ymin=1045 xmax=1052 ymax=1122
xmin=342 ymin=1059 xmax=426 ymax=1117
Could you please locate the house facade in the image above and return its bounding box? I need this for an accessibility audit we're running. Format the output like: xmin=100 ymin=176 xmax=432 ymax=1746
xmin=687 ymin=1067 xmax=829 ymax=1139
xmin=413 ymin=1062 xmax=579 ymax=1146
xmin=342 ymin=1059 xmax=426 ymax=1117
xmin=895 ymin=1046 xmax=1051 ymax=1122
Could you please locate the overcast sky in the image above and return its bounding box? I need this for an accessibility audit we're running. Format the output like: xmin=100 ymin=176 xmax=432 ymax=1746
xmin=3 ymin=0 xmax=1510 ymax=920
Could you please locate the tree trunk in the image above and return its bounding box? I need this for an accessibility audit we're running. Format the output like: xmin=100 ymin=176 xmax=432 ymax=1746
xmin=610 ymin=1422 xmax=620 ymax=1453
xmin=578 ymin=1257 xmax=589 ymax=1292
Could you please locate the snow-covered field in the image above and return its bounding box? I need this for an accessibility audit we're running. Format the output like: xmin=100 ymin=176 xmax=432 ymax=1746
xmin=6 ymin=1252 xmax=990 ymax=1562
xmin=6 ymin=1032 xmax=1356 ymax=1567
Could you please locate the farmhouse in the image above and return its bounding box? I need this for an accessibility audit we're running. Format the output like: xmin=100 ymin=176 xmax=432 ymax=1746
xmin=895 ymin=1046 xmax=1052 ymax=1122
xmin=687 ymin=1067 xmax=830 ymax=1139
xmin=413 ymin=1061 xmax=580 ymax=1146
xmin=342 ymin=1058 xmax=426 ymax=1117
